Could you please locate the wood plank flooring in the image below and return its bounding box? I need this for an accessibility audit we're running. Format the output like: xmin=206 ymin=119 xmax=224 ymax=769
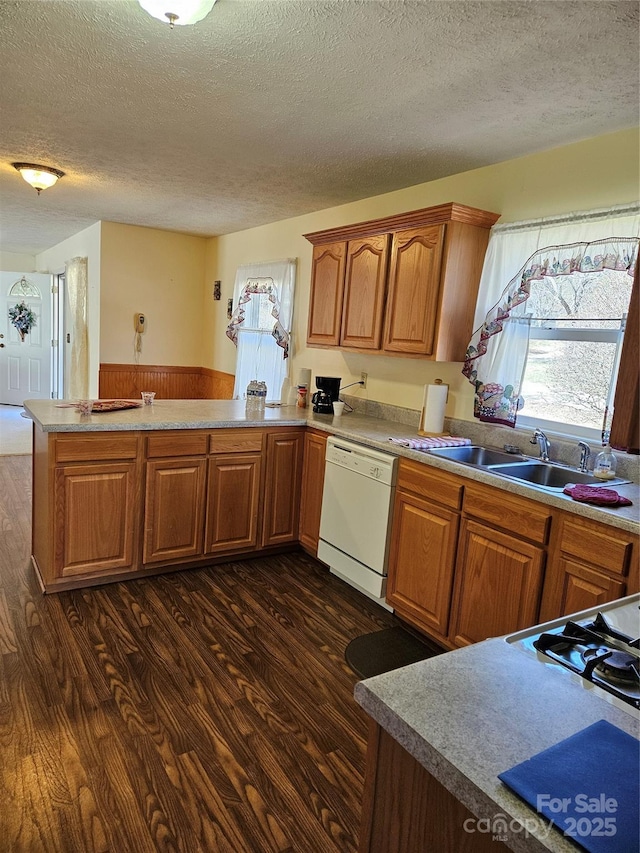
xmin=0 ymin=455 xmax=396 ymax=852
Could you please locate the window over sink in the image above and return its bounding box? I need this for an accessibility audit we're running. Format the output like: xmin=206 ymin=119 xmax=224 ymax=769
xmin=518 ymin=267 xmax=632 ymax=440
xmin=463 ymin=204 xmax=639 ymax=445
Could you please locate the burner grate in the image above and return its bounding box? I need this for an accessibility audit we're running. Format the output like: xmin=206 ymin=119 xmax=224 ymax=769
xmin=533 ymin=616 xmax=640 ymax=710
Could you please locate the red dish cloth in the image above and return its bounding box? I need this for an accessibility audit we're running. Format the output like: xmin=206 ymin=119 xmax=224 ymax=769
xmin=563 ymin=484 xmax=632 ymax=506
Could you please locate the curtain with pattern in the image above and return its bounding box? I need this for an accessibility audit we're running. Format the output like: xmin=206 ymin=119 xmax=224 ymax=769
xmin=463 ymin=205 xmax=639 ymax=428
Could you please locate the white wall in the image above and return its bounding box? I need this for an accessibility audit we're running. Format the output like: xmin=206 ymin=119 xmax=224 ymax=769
xmin=203 ymin=129 xmax=640 ymax=418
xmin=36 ymin=222 xmax=101 ymax=397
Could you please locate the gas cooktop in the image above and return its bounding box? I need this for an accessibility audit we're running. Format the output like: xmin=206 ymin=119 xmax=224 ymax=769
xmin=507 ymin=594 xmax=640 ymax=716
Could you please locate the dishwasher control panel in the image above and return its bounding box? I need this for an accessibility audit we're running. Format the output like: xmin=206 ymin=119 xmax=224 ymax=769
xmin=325 ymin=437 xmax=397 ymax=486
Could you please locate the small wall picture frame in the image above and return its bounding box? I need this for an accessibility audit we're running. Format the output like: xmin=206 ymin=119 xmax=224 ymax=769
xmin=227 ymin=298 xmax=233 ymax=319
xmin=213 ymin=280 xmax=221 ymax=300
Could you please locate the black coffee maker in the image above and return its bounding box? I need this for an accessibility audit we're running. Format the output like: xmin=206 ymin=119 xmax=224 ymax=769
xmin=312 ymin=376 xmax=341 ymax=414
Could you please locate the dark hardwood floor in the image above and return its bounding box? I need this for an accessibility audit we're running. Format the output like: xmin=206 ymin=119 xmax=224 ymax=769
xmin=0 ymin=454 xmax=396 ymax=852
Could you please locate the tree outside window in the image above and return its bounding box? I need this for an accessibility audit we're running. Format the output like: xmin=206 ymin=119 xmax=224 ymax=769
xmin=519 ymin=269 xmax=632 ymax=437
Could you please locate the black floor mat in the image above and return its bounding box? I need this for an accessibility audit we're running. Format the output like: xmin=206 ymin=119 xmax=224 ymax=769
xmin=345 ymin=626 xmax=443 ymax=679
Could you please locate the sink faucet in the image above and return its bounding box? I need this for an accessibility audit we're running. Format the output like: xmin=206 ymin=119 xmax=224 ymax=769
xmin=577 ymin=441 xmax=591 ymax=473
xmin=530 ymin=428 xmax=550 ymax=462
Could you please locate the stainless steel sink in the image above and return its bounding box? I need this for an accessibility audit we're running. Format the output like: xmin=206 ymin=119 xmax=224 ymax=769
xmin=487 ymin=461 xmax=631 ymax=490
xmin=427 ymin=445 xmax=525 ymax=466
xmin=427 ymin=444 xmax=631 ymax=491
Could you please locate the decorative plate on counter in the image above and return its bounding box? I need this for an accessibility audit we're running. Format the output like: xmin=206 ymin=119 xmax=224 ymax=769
xmin=90 ymin=400 xmax=143 ymax=412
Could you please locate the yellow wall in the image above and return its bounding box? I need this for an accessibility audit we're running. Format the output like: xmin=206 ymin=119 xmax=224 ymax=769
xmin=0 ymin=251 xmax=36 ymax=271
xmin=204 ymin=129 xmax=639 ymax=417
xmin=100 ymin=222 xmax=207 ymax=367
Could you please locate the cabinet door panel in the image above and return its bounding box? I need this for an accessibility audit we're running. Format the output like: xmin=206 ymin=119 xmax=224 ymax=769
xmin=383 ymin=225 xmax=444 ymax=355
xmin=387 ymin=491 xmax=458 ymax=640
xmin=450 ymin=519 xmax=544 ymax=646
xmin=143 ymin=458 xmax=206 ymax=564
xmin=298 ymin=430 xmax=328 ymax=555
xmin=341 ymin=234 xmax=389 ymax=349
xmin=54 ymin=462 xmax=139 ymax=577
xmin=553 ymin=558 xmax=626 ymax=617
xmin=307 ymin=242 xmax=346 ymax=346
xmin=262 ymin=431 xmax=304 ymax=547
xmin=205 ymin=454 xmax=261 ymax=553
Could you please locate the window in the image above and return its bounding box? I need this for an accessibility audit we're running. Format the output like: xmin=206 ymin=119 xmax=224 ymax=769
xmin=463 ymin=204 xmax=639 ymax=440
xmin=226 ymin=260 xmax=296 ymax=402
xmin=518 ymin=268 xmax=632 ymax=439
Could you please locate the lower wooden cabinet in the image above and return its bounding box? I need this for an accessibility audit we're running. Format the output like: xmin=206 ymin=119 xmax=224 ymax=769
xmin=386 ymin=461 xmax=637 ymax=649
xmin=298 ymin=430 xmax=328 ymax=555
xmin=539 ymin=512 xmax=635 ymax=620
xmin=448 ymin=519 xmax=545 ymax=647
xmin=205 ymin=452 xmax=262 ymax=553
xmin=54 ymin=460 xmax=140 ymax=577
xmin=35 ymin=425 xmax=307 ymax=592
xmin=262 ymin=430 xmax=304 ymax=547
xmin=143 ymin=458 xmax=206 ymax=564
xmin=386 ymin=489 xmax=459 ymax=641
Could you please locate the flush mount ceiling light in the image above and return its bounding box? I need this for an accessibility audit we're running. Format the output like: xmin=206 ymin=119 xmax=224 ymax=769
xmin=137 ymin=0 xmax=219 ymax=28
xmin=12 ymin=163 xmax=65 ymax=195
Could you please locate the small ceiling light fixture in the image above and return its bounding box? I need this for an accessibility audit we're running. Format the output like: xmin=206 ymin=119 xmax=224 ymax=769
xmin=12 ymin=163 xmax=65 ymax=195
xmin=137 ymin=0 xmax=219 ymax=28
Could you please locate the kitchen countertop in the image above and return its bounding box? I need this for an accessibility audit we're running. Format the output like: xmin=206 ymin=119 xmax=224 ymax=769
xmin=354 ymin=635 xmax=640 ymax=853
xmin=24 ymin=399 xmax=639 ymax=534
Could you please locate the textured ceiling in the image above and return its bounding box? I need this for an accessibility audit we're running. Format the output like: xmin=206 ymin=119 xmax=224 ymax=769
xmin=0 ymin=0 xmax=638 ymax=255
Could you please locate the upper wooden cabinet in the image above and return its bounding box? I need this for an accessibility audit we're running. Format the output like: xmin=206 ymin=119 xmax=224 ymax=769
xmin=307 ymin=241 xmax=347 ymax=346
xmin=341 ymin=234 xmax=390 ymax=349
xmin=304 ymin=202 xmax=499 ymax=360
xmin=383 ymin=224 xmax=444 ymax=355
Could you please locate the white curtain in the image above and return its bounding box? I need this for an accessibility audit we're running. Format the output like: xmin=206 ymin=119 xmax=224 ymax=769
xmin=226 ymin=258 xmax=296 ymax=401
xmin=65 ymin=257 xmax=89 ymax=399
xmin=464 ymin=206 xmax=640 ymax=427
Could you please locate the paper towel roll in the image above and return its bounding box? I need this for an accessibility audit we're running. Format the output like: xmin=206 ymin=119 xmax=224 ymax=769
xmin=298 ymin=368 xmax=311 ymax=388
xmin=419 ymin=382 xmax=448 ymax=434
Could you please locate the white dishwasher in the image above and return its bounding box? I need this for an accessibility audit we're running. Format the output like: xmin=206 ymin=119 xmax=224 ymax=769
xmin=318 ymin=436 xmax=397 ymax=607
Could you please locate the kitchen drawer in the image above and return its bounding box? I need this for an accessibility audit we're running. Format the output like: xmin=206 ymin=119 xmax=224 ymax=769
xmin=146 ymin=431 xmax=208 ymax=458
xmin=54 ymin=433 xmax=139 ymax=463
xmin=463 ymin=483 xmax=552 ymax=544
xmin=557 ymin=515 xmax=634 ymax=576
xmin=209 ymin=430 xmax=263 ymax=454
xmin=396 ymin=459 xmax=464 ymax=510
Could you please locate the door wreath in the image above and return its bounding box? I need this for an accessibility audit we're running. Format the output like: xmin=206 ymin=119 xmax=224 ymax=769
xmin=8 ymin=301 xmax=37 ymax=342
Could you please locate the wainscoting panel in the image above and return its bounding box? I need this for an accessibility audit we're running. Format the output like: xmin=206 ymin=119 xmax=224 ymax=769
xmin=99 ymin=364 xmax=235 ymax=400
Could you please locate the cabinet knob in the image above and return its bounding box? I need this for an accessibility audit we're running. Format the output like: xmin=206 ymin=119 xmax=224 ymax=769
xmin=0 ymin=343 xmax=4 ymax=348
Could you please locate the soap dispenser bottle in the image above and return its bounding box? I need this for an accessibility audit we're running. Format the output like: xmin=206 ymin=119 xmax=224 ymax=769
xmin=593 ymin=444 xmax=617 ymax=480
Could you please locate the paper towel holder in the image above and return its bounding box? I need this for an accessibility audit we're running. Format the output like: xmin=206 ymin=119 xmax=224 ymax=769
xmin=418 ymin=378 xmax=450 ymax=437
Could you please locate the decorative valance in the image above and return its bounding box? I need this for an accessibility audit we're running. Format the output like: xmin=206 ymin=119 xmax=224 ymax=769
xmin=226 ymin=277 xmax=290 ymax=357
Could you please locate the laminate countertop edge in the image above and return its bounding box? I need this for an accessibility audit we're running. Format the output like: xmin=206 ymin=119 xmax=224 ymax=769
xmin=23 ymin=399 xmax=639 ymax=534
xmin=353 ymin=637 xmax=640 ymax=853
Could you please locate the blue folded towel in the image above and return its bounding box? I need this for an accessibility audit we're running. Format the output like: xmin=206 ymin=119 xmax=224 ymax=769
xmin=499 ymin=720 xmax=639 ymax=853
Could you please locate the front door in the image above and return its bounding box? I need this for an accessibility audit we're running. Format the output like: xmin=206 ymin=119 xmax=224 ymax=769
xmin=1 ymin=271 xmax=53 ymax=406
